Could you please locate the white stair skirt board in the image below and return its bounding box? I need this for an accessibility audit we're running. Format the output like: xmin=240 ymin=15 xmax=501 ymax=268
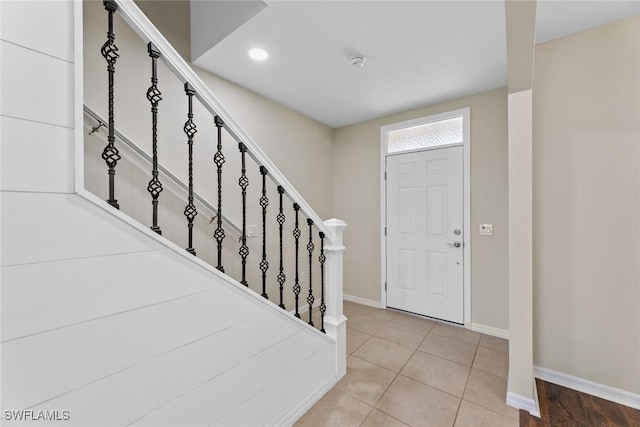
xmin=73 ymin=189 xmax=331 ymax=339
xmin=534 ymin=366 xmax=640 ymax=411
xmin=343 ymin=294 xmax=385 ymax=309
xmin=3 ymin=192 xmax=339 ymax=426
xmin=470 ymin=323 xmax=510 ymax=339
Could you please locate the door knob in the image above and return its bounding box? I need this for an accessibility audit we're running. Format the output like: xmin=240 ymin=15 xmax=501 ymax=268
xmin=447 ymin=241 xmax=462 ymax=248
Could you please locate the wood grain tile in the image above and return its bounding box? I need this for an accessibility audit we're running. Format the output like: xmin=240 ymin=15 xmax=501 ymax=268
xmin=519 ymin=379 xmax=640 ymax=427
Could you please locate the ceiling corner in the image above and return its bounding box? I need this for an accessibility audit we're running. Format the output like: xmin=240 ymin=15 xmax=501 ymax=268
xmin=191 ymin=0 xmax=268 ymax=63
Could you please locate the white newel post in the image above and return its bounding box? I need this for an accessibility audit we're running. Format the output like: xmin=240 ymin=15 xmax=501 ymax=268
xmin=323 ymin=218 xmax=348 ymax=379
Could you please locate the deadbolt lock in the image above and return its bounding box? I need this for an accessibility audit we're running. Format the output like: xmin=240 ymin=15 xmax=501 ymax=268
xmin=453 ymin=229 xmax=461 ymax=235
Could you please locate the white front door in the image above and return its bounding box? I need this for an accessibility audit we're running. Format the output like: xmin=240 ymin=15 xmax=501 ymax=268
xmin=386 ymin=146 xmax=464 ymax=323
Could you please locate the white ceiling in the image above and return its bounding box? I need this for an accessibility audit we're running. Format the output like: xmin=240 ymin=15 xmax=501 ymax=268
xmin=193 ymin=1 xmax=639 ymax=128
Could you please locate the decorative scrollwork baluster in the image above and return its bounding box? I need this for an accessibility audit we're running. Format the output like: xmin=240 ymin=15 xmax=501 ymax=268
xmin=259 ymin=166 xmax=269 ymax=299
xmin=213 ymin=116 xmax=225 ymax=272
xmin=293 ymin=203 xmax=301 ymax=318
xmin=183 ymin=83 xmax=197 ymax=256
xmin=101 ymin=0 xmax=120 ymax=209
xmin=238 ymin=143 xmax=249 ymax=286
xmin=146 ymin=42 xmax=163 ymax=234
xmin=319 ymin=232 xmax=326 ymax=333
xmin=277 ymin=186 xmax=286 ymax=309
xmin=307 ymin=218 xmax=315 ymax=327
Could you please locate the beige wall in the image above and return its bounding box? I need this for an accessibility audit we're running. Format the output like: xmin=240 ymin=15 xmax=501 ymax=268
xmin=134 ymin=0 xmax=190 ymax=61
xmin=129 ymin=0 xmax=335 ymax=220
xmin=83 ymin=0 xmax=333 ymax=306
xmin=533 ymin=16 xmax=640 ymax=394
xmin=84 ymin=0 xmax=333 ymax=219
xmin=333 ymin=88 xmax=509 ymax=331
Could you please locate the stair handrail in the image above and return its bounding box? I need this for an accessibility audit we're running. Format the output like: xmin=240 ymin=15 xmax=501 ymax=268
xmin=84 ymin=104 xmax=243 ymax=238
xmin=111 ymin=0 xmax=334 ymax=243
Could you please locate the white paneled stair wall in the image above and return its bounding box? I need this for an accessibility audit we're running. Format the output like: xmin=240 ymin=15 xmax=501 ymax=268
xmin=0 ymin=1 xmax=346 ymax=426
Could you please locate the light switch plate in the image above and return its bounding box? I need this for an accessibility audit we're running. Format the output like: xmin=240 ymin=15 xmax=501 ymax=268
xmin=479 ymin=224 xmax=493 ymax=236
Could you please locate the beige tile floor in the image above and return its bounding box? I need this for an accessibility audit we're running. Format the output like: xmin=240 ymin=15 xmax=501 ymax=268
xmin=296 ymin=301 xmax=517 ymax=427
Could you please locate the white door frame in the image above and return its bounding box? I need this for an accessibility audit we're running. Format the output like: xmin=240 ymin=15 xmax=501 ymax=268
xmin=380 ymin=107 xmax=472 ymax=327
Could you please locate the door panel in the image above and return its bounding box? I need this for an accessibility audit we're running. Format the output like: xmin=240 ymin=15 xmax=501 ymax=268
xmin=426 ymin=251 xmax=447 ymax=296
xmin=427 ymin=185 xmax=446 ymax=236
xmin=398 ymin=188 xmax=416 ymax=234
xmin=398 ymin=250 xmax=416 ymax=291
xmin=386 ymin=146 xmax=463 ymax=323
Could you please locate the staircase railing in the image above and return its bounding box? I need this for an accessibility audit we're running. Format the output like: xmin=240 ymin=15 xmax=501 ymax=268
xmin=88 ymin=0 xmax=345 ymax=361
xmin=84 ymin=105 xmax=243 ymax=238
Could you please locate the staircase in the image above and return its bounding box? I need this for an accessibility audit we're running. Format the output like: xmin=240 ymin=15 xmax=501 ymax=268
xmin=0 ymin=0 xmax=346 ymax=425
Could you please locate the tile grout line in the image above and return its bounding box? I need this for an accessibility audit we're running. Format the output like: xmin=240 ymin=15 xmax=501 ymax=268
xmin=374 ymin=320 xmax=476 ymax=425
xmin=365 ymin=311 xmax=484 ymax=425
xmin=316 ymin=303 xmax=511 ymax=426
xmin=346 ymin=311 xmax=394 ymax=426
xmin=367 ymin=326 xmax=411 ymax=425
xmin=347 ymin=314 xmax=403 ymax=421
xmin=459 ymin=342 xmax=517 ymax=422
xmin=453 ymin=337 xmax=481 ymax=425
xmin=366 ymin=320 xmax=435 ymax=425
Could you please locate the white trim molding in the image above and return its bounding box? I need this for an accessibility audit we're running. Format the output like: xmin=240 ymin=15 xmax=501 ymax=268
xmin=507 ymin=377 xmax=540 ymax=418
xmin=470 ymin=323 xmax=509 ymax=339
xmin=379 ymin=107 xmax=471 ymax=324
xmin=507 ymin=391 xmax=540 ymax=418
xmin=274 ymin=375 xmax=337 ymax=427
xmin=534 ymin=366 xmax=640 ymax=411
xmin=343 ymin=294 xmax=384 ymax=309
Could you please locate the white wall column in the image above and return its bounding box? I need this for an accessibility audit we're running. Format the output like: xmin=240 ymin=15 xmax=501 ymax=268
xmin=507 ymin=89 xmax=537 ymax=414
xmin=323 ymin=218 xmax=348 ymax=379
xmin=505 ymin=0 xmax=538 ymax=415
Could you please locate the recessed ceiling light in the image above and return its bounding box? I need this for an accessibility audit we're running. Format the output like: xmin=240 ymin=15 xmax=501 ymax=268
xmin=249 ymin=48 xmax=268 ymax=61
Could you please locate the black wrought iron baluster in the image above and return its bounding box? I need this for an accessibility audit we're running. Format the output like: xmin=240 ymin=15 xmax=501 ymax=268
xmin=213 ymin=116 xmax=225 ymax=272
xmin=306 ymin=218 xmax=315 ymax=327
xmin=319 ymin=232 xmax=327 ymax=333
xmin=276 ymin=186 xmax=286 ymax=309
xmin=183 ymin=83 xmax=197 ymax=256
xmin=101 ymin=0 xmax=120 ymax=209
xmin=146 ymin=42 xmax=163 ymax=234
xmin=259 ymin=166 xmax=269 ymax=299
xmin=292 ymin=203 xmax=301 ymax=318
xmin=238 ymin=143 xmax=249 ymax=286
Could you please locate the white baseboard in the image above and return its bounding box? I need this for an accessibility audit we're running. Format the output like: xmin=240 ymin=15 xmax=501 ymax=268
xmin=343 ymin=294 xmax=384 ymax=308
xmin=470 ymin=323 xmax=509 ymax=339
xmin=274 ymin=375 xmax=337 ymax=427
xmin=507 ymin=391 xmax=540 ymax=418
xmin=534 ymin=366 xmax=640 ymax=410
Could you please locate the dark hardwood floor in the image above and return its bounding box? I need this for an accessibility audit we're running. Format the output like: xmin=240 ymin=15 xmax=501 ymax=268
xmin=520 ymin=379 xmax=640 ymax=426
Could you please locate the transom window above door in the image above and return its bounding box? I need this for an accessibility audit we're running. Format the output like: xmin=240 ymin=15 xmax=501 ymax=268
xmin=386 ymin=116 xmax=464 ymax=154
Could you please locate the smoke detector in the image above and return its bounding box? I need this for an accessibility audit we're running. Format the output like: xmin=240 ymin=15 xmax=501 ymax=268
xmin=349 ymin=55 xmax=366 ymax=68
